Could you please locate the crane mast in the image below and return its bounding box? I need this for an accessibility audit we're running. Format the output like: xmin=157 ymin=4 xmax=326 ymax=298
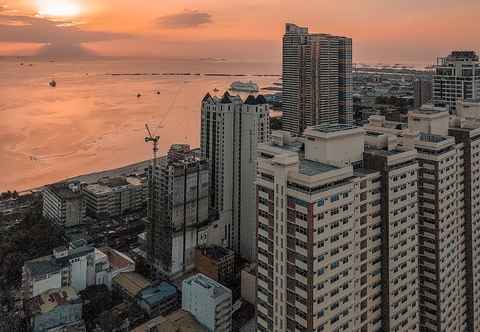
xmin=144 ymin=124 xmax=160 ymax=269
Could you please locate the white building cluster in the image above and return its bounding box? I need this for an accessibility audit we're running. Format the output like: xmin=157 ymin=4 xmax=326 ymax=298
xmin=22 ymin=242 xmax=134 ymax=300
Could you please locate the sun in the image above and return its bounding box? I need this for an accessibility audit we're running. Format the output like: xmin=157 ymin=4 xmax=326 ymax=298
xmin=36 ymin=0 xmax=83 ymax=17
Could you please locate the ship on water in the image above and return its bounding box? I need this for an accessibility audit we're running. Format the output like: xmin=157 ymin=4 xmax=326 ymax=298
xmin=229 ymin=80 xmax=259 ymax=92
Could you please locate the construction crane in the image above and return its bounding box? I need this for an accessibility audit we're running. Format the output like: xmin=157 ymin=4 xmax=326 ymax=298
xmin=144 ymin=124 xmax=160 ymax=163
xmin=144 ymin=124 xmax=160 ymax=270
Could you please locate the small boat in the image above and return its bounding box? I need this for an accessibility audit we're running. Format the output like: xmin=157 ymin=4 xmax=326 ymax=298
xmin=137 ymin=93 xmax=142 ymax=98
xmin=49 ymin=80 xmax=57 ymax=87
xmin=156 ymin=91 xmax=161 ymax=95
xmin=213 ymin=88 xmax=219 ymax=92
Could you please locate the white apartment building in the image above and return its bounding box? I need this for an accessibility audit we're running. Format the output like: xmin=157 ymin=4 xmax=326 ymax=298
xmin=22 ymin=244 xmax=135 ymax=300
xmin=256 ymin=125 xmax=419 ymax=332
xmin=42 ymin=182 xmax=85 ymax=228
xmin=282 ymin=23 xmax=353 ymax=135
xmin=201 ymin=92 xmax=270 ymax=260
xmin=22 ymin=245 xmax=96 ymax=299
xmin=182 ymin=273 xmax=232 ymax=332
xmin=433 ymin=51 xmax=480 ymax=112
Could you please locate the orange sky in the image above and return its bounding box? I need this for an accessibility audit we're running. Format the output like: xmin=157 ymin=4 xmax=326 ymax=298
xmin=0 ymin=0 xmax=479 ymax=63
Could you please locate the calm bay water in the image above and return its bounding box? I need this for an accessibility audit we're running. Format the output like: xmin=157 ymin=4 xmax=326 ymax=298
xmin=0 ymin=58 xmax=280 ymax=191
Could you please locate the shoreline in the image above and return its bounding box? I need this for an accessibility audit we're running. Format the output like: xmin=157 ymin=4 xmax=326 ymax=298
xmin=18 ymin=159 xmax=152 ymax=195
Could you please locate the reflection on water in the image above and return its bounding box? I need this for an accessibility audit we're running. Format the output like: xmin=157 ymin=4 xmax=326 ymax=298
xmin=0 ymin=58 xmax=280 ymax=191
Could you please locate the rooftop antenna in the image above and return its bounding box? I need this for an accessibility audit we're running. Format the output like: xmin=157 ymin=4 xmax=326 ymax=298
xmin=144 ymin=123 xmax=160 ymax=271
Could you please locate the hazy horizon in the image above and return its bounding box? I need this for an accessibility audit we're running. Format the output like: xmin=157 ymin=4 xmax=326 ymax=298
xmin=1 ymin=0 xmax=479 ymax=64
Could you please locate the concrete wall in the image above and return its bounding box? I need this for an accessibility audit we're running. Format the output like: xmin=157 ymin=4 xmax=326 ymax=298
xmin=32 ymin=273 xmax=62 ymax=298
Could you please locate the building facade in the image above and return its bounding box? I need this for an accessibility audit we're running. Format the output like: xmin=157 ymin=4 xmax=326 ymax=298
xmin=363 ymin=105 xmax=480 ymax=331
xmin=83 ymin=176 xmax=146 ymax=218
xmin=146 ymin=145 xmax=213 ymax=279
xmin=42 ymin=182 xmax=85 ymax=228
xmin=282 ymin=23 xmax=353 ymax=135
xmin=433 ymin=51 xmax=480 ymax=112
xmin=256 ymin=125 xmax=420 ymax=332
xmin=182 ymin=273 xmax=232 ymax=332
xmin=414 ymin=77 xmax=433 ymax=109
xmin=201 ymin=92 xmax=270 ymax=260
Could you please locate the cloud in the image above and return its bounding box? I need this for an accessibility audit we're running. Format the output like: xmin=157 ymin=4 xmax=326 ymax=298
xmin=0 ymin=14 xmax=130 ymax=56
xmin=156 ymin=10 xmax=212 ymax=29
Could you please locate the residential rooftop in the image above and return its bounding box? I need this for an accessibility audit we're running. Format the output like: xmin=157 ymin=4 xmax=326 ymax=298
xmin=299 ymin=160 xmax=339 ymax=176
xmin=183 ymin=274 xmax=230 ymax=299
xmin=47 ymin=182 xmax=82 ymax=200
xmin=25 ymin=245 xmax=94 ymax=277
xmin=112 ymin=272 xmax=151 ymax=298
xmin=28 ymin=287 xmax=80 ymax=315
xmin=98 ymin=247 xmax=134 ymax=271
xmin=418 ymin=132 xmax=448 ymax=143
xmin=311 ymin=123 xmax=358 ymax=134
xmin=85 ymin=176 xmax=143 ymax=195
xmin=137 ymin=282 xmax=178 ymax=306
xmin=197 ymin=246 xmax=234 ymax=261
xmin=131 ymin=310 xmax=207 ymax=332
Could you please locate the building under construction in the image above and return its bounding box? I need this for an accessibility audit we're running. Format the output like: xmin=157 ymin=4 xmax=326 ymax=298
xmin=146 ymin=144 xmax=211 ymax=279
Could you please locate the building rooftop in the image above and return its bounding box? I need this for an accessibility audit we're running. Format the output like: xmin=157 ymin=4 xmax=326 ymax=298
xmin=131 ymin=310 xmax=207 ymax=332
xmin=183 ymin=274 xmax=230 ymax=299
xmin=447 ymin=51 xmax=479 ymax=62
xmin=47 ymin=182 xmax=82 ymax=200
xmin=137 ymin=282 xmax=178 ymax=306
xmin=197 ymin=246 xmax=234 ymax=261
xmin=365 ymin=147 xmax=409 ymax=157
xmin=85 ymin=176 xmax=143 ymax=195
xmin=113 ymin=272 xmax=151 ymax=298
xmin=25 ymin=245 xmax=94 ymax=277
xmin=299 ymin=160 xmax=339 ymax=176
xmin=418 ymin=133 xmax=448 ymax=143
xmin=311 ymin=123 xmax=358 ymax=134
xmin=28 ymin=287 xmax=80 ymax=316
xmin=98 ymin=247 xmax=134 ymax=271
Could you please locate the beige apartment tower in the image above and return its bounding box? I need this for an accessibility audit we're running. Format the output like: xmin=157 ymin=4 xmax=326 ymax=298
xmin=255 ymin=124 xmax=420 ymax=332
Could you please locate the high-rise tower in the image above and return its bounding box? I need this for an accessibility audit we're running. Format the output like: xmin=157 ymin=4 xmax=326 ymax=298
xmin=282 ymin=23 xmax=353 ymax=135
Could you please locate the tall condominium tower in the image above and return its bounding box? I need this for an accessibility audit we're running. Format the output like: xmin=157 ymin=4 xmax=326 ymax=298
xmin=448 ymin=114 xmax=480 ymax=332
xmin=366 ymin=109 xmax=468 ymax=331
xmin=282 ymin=23 xmax=353 ymax=135
xmin=256 ymin=126 xmax=419 ymax=332
xmin=201 ymin=92 xmax=270 ymax=260
xmin=433 ymin=51 xmax=480 ymax=112
xmin=146 ymin=145 xmax=211 ymax=278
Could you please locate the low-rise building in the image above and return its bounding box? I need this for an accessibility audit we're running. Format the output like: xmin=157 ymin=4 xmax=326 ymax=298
xmin=182 ymin=274 xmax=232 ymax=332
xmin=83 ymin=176 xmax=146 ymax=218
xmin=22 ymin=245 xmax=96 ymax=299
xmin=96 ymin=247 xmax=135 ymax=289
xmin=42 ymin=182 xmax=85 ymax=228
xmin=135 ymin=282 xmax=179 ymax=318
xmin=112 ymin=272 xmax=151 ymax=301
xmin=26 ymin=287 xmax=84 ymax=332
xmin=131 ymin=310 xmax=207 ymax=332
xmin=195 ymin=246 xmax=235 ymax=285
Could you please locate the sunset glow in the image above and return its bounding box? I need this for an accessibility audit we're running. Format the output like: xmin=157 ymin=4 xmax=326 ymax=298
xmin=36 ymin=0 xmax=83 ymax=17
xmin=0 ymin=0 xmax=478 ymax=63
